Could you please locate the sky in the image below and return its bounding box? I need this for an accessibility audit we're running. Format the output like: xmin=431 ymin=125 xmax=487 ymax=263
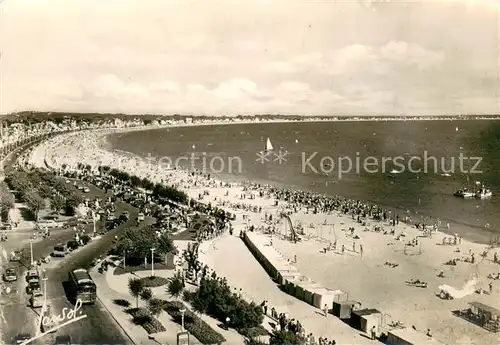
xmin=0 ymin=0 xmax=499 ymax=116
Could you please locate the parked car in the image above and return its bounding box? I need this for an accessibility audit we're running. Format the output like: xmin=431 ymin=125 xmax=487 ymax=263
xmin=0 ymin=223 xmax=12 ymax=231
xmin=137 ymin=213 xmax=145 ymax=221
xmin=27 ymin=280 xmax=41 ymax=294
xmin=26 ymin=265 xmax=39 ymax=281
xmin=10 ymin=251 xmax=22 ymax=262
xmin=122 ymin=211 xmax=130 ymax=220
xmin=53 ymin=244 xmax=68 ymax=257
xmin=15 ymin=333 xmax=32 ymax=344
xmin=53 ymin=335 xmax=71 ymax=345
xmin=3 ymin=268 xmax=17 ymax=282
xmin=30 ymin=291 xmax=44 ymax=308
xmin=36 ymin=221 xmax=58 ymax=229
xmin=63 ymin=219 xmax=79 ymax=229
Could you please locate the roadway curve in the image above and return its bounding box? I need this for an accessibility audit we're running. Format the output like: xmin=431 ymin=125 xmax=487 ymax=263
xmin=1 ymin=143 xmax=136 ymax=344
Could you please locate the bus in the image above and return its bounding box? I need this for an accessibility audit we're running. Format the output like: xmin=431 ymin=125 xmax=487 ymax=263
xmin=68 ymin=268 xmax=96 ymax=304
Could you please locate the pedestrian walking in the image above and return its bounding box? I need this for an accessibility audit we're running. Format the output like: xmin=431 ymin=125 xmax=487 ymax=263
xmin=360 ymin=245 xmax=363 ymax=258
xmin=341 ymin=245 xmax=345 ymax=255
xmin=370 ymin=326 xmax=376 ymax=340
xmin=352 ymin=242 xmax=355 ymax=252
xmin=323 ymin=304 xmax=328 ymax=316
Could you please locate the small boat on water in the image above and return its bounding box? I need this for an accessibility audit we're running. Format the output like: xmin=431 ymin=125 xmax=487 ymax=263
xmin=441 ymin=173 xmax=451 ymax=177
xmin=390 ymin=169 xmax=402 ymax=174
xmin=454 ymin=189 xmax=475 ymax=198
xmin=475 ymin=187 xmax=493 ymax=199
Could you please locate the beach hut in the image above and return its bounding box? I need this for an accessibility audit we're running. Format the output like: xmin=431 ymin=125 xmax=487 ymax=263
xmin=283 ymin=276 xmax=311 ymax=297
xmin=332 ymin=300 xmax=358 ymax=319
xmin=459 ymin=301 xmax=500 ymax=332
xmin=312 ymin=288 xmax=348 ymax=310
xmin=387 ymin=328 xmax=447 ymax=345
xmin=277 ymin=270 xmax=301 ymax=285
xmin=296 ymin=282 xmax=322 ymax=303
xmin=350 ymin=309 xmax=382 ymax=336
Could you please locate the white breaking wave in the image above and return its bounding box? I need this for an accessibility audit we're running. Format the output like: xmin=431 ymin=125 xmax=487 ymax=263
xmin=439 ymin=278 xmax=477 ymax=299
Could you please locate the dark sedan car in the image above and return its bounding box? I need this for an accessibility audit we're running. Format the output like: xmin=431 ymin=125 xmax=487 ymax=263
xmin=54 ymin=335 xmax=72 ymax=345
xmin=15 ymin=333 xmax=32 ymax=344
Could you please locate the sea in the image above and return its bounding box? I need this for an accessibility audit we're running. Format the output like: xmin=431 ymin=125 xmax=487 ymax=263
xmin=107 ymin=120 xmax=500 ymax=244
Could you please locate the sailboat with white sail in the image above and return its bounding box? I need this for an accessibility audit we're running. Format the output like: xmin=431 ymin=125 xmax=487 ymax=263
xmin=265 ymin=138 xmax=273 ymax=152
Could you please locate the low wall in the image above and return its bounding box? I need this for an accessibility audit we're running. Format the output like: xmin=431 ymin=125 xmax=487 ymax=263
xmin=241 ymin=231 xmax=348 ymax=311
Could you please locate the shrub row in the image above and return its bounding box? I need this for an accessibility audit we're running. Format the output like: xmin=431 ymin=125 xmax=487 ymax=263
xmin=127 ymin=307 xmax=166 ymax=334
xmin=138 ymin=276 xmax=169 ymax=288
xmin=163 ymin=300 xmax=225 ymax=344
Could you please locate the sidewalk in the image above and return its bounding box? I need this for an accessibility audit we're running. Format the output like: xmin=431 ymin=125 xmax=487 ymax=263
xmin=92 ymin=263 xmax=246 ymax=345
xmin=90 ymin=266 xmax=160 ymax=345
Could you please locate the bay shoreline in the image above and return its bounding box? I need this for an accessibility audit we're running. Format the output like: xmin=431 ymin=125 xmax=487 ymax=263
xmin=25 ymin=124 xmax=500 ymax=345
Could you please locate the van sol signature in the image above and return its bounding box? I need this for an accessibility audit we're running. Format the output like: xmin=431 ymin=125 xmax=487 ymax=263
xmin=21 ymin=299 xmax=88 ymax=345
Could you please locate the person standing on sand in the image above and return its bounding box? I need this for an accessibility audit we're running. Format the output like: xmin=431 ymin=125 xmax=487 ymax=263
xmin=323 ymin=304 xmax=328 ymax=316
xmin=352 ymin=242 xmax=355 ymax=252
xmin=341 ymin=245 xmax=345 ymax=255
xmin=370 ymin=326 xmax=376 ymax=340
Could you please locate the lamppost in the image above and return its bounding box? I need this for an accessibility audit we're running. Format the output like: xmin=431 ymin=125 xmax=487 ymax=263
xmin=180 ymin=308 xmax=186 ymax=330
xmin=150 ymin=248 xmax=155 ymax=277
xmin=42 ymin=269 xmax=48 ymax=307
xmin=30 ymin=239 xmax=34 ymax=265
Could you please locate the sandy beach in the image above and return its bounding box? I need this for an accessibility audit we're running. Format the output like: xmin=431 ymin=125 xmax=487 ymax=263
xmin=27 ymin=127 xmax=500 ymax=345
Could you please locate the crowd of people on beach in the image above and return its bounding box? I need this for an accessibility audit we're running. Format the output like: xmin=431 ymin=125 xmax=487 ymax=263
xmin=29 ymin=128 xmax=500 ymax=344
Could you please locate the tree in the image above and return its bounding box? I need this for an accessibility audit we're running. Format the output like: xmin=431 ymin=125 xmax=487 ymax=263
xmin=116 ymin=237 xmax=134 ymax=259
xmin=140 ymin=288 xmax=153 ymax=301
xmin=147 ymin=298 xmax=164 ymax=317
xmin=0 ymin=183 xmax=15 ymax=222
xmin=269 ymin=330 xmax=306 ymax=345
xmin=166 ymin=271 xmax=184 ymax=300
xmin=65 ymin=194 xmax=83 ymax=216
xmin=50 ymin=195 xmax=66 ymax=216
xmin=24 ymin=189 xmax=45 ymax=220
xmin=156 ymin=233 xmax=175 ymax=263
xmin=38 ymin=185 xmax=53 ymax=199
xmin=182 ymin=242 xmax=202 ymax=280
xmin=128 ymin=278 xmax=144 ymax=308
xmin=115 ymin=225 xmax=176 ymax=262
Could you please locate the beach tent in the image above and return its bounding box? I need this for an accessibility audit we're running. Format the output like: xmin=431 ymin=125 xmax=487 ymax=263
xmin=332 ymin=300 xmax=358 ymax=319
xmin=350 ymin=309 xmax=382 ymax=336
xmin=387 ymin=328 xmax=447 ymax=345
xmin=312 ymin=289 xmax=348 ymax=310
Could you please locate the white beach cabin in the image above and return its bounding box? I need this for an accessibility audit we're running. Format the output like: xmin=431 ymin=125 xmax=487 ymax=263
xmin=312 ymin=288 xmax=348 ymax=309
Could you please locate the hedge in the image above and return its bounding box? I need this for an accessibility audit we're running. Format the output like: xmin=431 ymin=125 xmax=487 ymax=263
xmin=163 ymin=300 xmax=225 ymax=344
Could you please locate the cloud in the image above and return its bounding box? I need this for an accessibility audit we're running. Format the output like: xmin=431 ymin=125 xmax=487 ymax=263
xmin=1 ymin=0 xmax=498 ymax=115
